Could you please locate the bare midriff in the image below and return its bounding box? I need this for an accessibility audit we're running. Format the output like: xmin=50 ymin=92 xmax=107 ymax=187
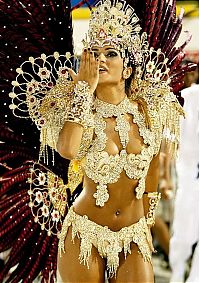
xmin=73 ymin=172 xmax=145 ymax=232
xmin=73 ymin=112 xmax=148 ymax=231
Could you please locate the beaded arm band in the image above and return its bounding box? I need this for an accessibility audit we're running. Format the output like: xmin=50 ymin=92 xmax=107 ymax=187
xmin=146 ymin=192 xmax=161 ymax=227
xmin=65 ymin=81 xmax=94 ymax=128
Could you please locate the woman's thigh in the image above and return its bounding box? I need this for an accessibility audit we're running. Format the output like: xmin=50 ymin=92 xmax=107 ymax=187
xmin=57 ymin=227 xmax=106 ymax=283
xmin=109 ymin=243 xmax=154 ymax=283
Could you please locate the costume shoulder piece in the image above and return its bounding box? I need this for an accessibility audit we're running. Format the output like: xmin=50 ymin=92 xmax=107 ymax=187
xmin=126 ymin=0 xmax=196 ymax=156
xmin=10 ymin=52 xmax=78 ymax=159
xmin=130 ymin=33 xmax=184 ymax=156
xmin=9 ymin=50 xmax=93 ymax=195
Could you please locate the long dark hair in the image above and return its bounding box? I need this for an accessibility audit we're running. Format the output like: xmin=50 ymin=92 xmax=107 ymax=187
xmin=125 ymin=63 xmax=136 ymax=95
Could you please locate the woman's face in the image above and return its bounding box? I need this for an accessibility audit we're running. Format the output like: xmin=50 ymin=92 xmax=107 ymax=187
xmin=91 ymin=45 xmax=125 ymax=86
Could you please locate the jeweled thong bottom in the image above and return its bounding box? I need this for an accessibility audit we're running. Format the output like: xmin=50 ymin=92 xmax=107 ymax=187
xmin=58 ymin=207 xmax=153 ymax=278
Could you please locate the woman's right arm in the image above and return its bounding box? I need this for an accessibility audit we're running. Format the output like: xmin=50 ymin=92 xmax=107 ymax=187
xmin=57 ymin=121 xmax=84 ymax=160
xmin=56 ymin=49 xmax=99 ymax=160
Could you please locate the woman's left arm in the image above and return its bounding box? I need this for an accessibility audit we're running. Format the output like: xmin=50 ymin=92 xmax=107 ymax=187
xmin=143 ymin=152 xmax=161 ymax=226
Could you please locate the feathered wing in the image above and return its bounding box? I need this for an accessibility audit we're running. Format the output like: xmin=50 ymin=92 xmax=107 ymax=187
xmin=124 ymin=0 xmax=196 ymax=155
xmin=131 ymin=0 xmax=196 ymax=105
xmin=0 ymin=1 xmax=75 ymax=282
xmin=0 ymin=0 xmax=73 ymax=172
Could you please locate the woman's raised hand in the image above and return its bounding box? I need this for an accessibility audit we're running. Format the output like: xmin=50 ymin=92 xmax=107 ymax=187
xmin=67 ymin=48 xmax=99 ymax=94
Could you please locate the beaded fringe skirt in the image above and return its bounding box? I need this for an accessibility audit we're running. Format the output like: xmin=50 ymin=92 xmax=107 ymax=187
xmin=58 ymin=207 xmax=153 ymax=278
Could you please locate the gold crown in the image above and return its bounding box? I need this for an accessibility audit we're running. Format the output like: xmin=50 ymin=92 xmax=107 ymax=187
xmin=83 ymin=0 xmax=142 ymax=63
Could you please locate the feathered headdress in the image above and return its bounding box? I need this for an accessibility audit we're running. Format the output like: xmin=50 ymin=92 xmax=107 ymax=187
xmin=83 ymin=0 xmax=142 ymax=64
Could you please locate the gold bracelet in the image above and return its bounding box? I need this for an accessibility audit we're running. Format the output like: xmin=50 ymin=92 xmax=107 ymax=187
xmin=65 ymin=81 xmax=94 ymax=128
xmin=146 ymin=192 xmax=161 ymax=226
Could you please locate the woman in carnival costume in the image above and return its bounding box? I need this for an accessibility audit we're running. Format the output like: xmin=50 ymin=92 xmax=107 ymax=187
xmin=0 ymin=0 xmax=196 ymax=282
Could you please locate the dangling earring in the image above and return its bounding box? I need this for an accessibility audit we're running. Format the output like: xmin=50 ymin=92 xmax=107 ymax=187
xmin=123 ymin=68 xmax=130 ymax=79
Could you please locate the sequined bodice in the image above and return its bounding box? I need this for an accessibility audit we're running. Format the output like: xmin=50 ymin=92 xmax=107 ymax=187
xmin=82 ymin=97 xmax=159 ymax=207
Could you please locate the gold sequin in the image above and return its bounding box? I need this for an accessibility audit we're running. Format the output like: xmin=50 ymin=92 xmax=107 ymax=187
xmin=146 ymin=192 xmax=161 ymax=226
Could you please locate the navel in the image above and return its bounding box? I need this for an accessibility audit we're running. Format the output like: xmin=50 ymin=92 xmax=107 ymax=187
xmin=115 ymin=209 xmax=121 ymax=216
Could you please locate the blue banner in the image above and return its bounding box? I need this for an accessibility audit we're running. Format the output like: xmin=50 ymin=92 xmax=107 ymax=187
xmin=71 ymin=0 xmax=96 ymax=7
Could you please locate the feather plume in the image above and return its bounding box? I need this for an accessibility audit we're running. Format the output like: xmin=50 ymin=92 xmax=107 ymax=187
xmin=0 ymin=1 xmax=73 ymax=282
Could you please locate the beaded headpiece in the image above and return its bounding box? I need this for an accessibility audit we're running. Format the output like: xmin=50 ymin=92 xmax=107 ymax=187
xmin=83 ymin=0 xmax=142 ymax=65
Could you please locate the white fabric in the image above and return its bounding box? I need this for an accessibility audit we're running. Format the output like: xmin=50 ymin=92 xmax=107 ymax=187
xmin=169 ymin=84 xmax=199 ymax=283
xmin=176 ymin=84 xmax=199 ymax=180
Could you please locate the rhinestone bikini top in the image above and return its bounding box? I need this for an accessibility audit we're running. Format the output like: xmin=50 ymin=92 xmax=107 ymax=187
xmin=82 ymin=97 xmax=160 ymax=207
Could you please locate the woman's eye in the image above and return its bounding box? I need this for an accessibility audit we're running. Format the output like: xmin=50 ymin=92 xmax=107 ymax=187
xmin=106 ymin=51 xmax=118 ymax=57
xmin=94 ymin=52 xmax=99 ymax=58
xmin=92 ymin=51 xmax=118 ymax=58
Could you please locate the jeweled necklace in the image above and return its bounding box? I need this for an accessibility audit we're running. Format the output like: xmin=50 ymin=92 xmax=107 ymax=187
xmin=94 ymin=96 xmax=136 ymax=149
xmin=84 ymin=96 xmax=156 ymax=207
